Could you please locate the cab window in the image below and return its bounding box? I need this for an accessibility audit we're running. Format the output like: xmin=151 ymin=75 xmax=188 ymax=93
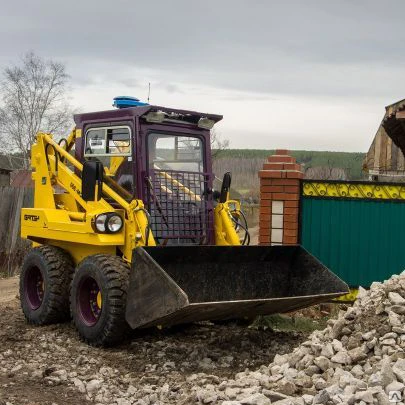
xmin=85 ymin=126 xmax=131 ymax=157
xmin=148 ymin=133 xmax=204 ymax=173
xmin=84 ymin=125 xmax=135 ymax=200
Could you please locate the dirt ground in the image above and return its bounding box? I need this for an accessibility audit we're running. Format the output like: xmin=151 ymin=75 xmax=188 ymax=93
xmin=0 ymin=276 xmax=308 ymax=405
xmin=0 ymin=277 xmax=18 ymax=303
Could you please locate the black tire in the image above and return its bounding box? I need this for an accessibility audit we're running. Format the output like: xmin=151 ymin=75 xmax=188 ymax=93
xmin=20 ymin=245 xmax=74 ymax=325
xmin=70 ymin=254 xmax=131 ymax=346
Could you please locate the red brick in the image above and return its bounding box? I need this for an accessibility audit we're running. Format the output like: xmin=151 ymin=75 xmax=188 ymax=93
xmin=268 ymin=155 xmax=295 ymax=164
xmin=261 ymin=200 xmax=271 ymax=207
xmin=284 ymin=229 xmax=298 ymax=237
xmin=260 ymin=185 xmax=284 ymax=193
xmin=260 ymin=178 xmax=274 ymax=186
xmin=284 ymin=214 xmax=298 ymax=223
xmin=286 ymin=171 xmax=304 ymax=179
xmin=260 ymin=207 xmax=271 ymax=214
xmin=263 ymin=163 xmax=285 ymax=170
xmin=284 ymin=185 xmax=300 ymax=193
xmin=259 ymin=220 xmax=270 ymax=228
xmin=283 ymin=163 xmax=302 ymax=171
xmin=283 ymin=236 xmax=298 ymax=244
xmin=284 ymin=207 xmax=299 ymax=215
xmin=259 ymin=235 xmax=270 ymax=244
xmin=259 ymin=214 xmax=271 ymax=221
xmin=260 ymin=192 xmax=272 ymax=200
xmin=271 ymin=179 xmax=300 ymax=186
xmin=284 ymin=200 xmax=300 ymax=208
xmin=284 ymin=221 xmax=299 ymax=230
xmin=275 ymin=149 xmax=289 ymax=155
xmin=272 ymin=193 xmax=299 ymax=201
xmin=259 ymin=170 xmax=282 ymax=178
xmin=260 ymin=228 xmax=270 ymax=236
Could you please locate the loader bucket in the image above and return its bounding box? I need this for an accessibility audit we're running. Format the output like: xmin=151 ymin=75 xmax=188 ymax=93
xmin=125 ymin=245 xmax=349 ymax=329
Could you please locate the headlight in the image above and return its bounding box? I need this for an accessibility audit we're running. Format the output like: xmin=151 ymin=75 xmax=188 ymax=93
xmin=106 ymin=214 xmax=123 ymax=233
xmin=198 ymin=117 xmax=215 ymax=129
xmin=95 ymin=214 xmax=107 ymax=232
xmin=95 ymin=213 xmax=123 ymax=233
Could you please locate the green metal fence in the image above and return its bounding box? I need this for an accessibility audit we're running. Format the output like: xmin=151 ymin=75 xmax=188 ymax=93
xmin=300 ymin=180 xmax=405 ymax=288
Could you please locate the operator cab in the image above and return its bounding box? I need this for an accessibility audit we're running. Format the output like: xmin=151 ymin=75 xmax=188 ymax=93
xmin=74 ymin=97 xmax=223 ymax=246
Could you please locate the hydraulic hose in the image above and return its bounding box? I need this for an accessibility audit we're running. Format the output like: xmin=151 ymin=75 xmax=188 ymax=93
xmin=45 ymin=143 xmax=58 ymax=173
xmin=139 ymin=207 xmax=151 ymax=246
xmin=230 ymin=210 xmax=250 ymax=246
xmin=58 ymin=138 xmax=68 ymax=163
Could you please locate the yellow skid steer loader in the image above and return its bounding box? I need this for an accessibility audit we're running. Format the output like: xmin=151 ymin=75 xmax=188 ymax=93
xmin=20 ymin=97 xmax=348 ymax=346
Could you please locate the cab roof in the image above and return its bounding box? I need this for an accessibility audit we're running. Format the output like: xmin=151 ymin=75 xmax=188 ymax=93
xmin=74 ymin=105 xmax=223 ymax=128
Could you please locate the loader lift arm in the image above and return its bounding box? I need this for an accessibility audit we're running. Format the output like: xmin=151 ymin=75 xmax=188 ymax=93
xmin=21 ymin=132 xmax=155 ymax=264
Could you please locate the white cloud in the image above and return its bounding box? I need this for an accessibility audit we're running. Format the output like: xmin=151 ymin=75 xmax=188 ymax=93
xmin=2 ymin=0 xmax=405 ymax=151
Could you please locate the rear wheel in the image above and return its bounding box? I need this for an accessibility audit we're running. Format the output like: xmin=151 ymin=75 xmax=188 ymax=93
xmin=20 ymin=246 xmax=74 ymax=324
xmin=70 ymin=254 xmax=131 ymax=346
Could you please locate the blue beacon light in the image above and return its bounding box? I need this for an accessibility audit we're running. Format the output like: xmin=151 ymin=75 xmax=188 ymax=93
xmin=113 ymin=96 xmax=149 ymax=109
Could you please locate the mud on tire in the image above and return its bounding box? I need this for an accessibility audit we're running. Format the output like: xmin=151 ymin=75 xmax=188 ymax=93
xmin=70 ymin=254 xmax=131 ymax=347
xmin=20 ymin=245 xmax=74 ymax=325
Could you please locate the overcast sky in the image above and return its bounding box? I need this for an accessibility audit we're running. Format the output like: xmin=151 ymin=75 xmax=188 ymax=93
xmin=1 ymin=0 xmax=405 ymax=151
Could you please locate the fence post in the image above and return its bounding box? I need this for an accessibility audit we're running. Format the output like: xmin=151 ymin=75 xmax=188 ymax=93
xmin=258 ymin=149 xmax=303 ymax=245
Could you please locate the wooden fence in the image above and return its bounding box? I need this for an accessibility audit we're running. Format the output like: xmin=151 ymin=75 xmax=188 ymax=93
xmin=0 ymin=187 xmax=33 ymax=275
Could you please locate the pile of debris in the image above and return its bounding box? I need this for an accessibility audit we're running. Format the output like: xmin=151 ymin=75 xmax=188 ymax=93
xmin=191 ymin=272 xmax=405 ymax=404
xmin=3 ymin=271 xmax=405 ymax=404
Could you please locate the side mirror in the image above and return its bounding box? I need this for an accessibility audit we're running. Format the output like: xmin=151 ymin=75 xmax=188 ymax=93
xmin=82 ymin=160 xmax=104 ymax=201
xmin=220 ymin=172 xmax=232 ymax=203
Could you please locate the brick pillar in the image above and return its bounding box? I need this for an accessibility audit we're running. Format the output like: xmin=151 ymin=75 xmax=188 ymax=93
xmin=258 ymin=149 xmax=303 ymax=245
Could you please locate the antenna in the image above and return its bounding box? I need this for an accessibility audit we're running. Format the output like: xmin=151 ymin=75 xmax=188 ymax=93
xmin=147 ymin=82 xmax=151 ymax=103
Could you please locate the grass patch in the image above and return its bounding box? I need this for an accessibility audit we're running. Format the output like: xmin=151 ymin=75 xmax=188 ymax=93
xmin=250 ymin=313 xmax=328 ymax=333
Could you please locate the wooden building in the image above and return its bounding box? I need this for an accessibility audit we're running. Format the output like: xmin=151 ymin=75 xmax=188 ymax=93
xmin=364 ymin=99 xmax=405 ymax=181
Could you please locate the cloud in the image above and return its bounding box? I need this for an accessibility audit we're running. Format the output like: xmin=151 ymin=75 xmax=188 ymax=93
xmin=1 ymin=0 xmax=405 ymax=151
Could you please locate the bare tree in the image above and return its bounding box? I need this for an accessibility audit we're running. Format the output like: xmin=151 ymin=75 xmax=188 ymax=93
xmin=211 ymin=128 xmax=230 ymax=158
xmin=0 ymin=52 xmax=73 ymax=168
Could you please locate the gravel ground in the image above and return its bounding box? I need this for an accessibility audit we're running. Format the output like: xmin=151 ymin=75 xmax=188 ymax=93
xmin=0 ymin=277 xmax=306 ymax=405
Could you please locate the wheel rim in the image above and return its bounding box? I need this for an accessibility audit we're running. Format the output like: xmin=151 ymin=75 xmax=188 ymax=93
xmin=78 ymin=276 xmax=102 ymax=326
xmin=24 ymin=266 xmax=44 ymax=310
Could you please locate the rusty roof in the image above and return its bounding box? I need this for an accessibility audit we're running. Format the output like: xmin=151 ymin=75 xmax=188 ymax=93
xmin=382 ymin=99 xmax=405 ymax=158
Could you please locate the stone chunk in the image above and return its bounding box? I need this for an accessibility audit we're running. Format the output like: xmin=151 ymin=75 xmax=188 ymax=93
xmin=331 ymin=351 xmax=351 ymax=365
xmin=388 ymin=292 xmax=405 ymax=305
xmin=393 ymin=358 xmax=405 ymax=383
xmin=385 ymin=380 xmax=405 ymax=394
xmin=313 ymin=356 xmax=330 ymax=372
xmin=348 ymin=346 xmax=367 ymax=363
xmin=240 ymin=393 xmax=271 ymax=405
xmin=277 ymin=380 xmax=296 ymax=396
xmin=86 ymin=379 xmax=102 ymax=394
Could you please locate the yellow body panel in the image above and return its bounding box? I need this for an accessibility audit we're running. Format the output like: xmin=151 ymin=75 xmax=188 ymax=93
xmin=333 ymin=289 xmax=359 ymax=303
xmin=22 ymin=131 xmax=240 ymax=266
xmin=214 ymin=200 xmax=241 ymax=245
xmin=49 ymin=240 xmax=115 ymax=264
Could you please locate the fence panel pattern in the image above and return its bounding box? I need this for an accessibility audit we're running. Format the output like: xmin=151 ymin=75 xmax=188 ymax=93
xmin=301 ymin=180 xmax=405 ymax=288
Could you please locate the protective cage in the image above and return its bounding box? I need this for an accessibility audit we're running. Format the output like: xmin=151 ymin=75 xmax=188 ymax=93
xmin=145 ymin=169 xmax=213 ymax=245
xmin=125 ymin=245 xmax=349 ymax=329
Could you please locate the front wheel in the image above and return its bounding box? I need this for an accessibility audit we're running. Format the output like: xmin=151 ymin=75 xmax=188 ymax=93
xmin=20 ymin=246 xmax=74 ymax=324
xmin=70 ymin=254 xmax=131 ymax=346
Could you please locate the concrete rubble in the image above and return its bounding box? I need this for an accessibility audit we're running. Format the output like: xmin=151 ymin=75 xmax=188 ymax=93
xmin=189 ymin=272 xmax=405 ymax=404
xmin=2 ymin=271 xmax=405 ymax=404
